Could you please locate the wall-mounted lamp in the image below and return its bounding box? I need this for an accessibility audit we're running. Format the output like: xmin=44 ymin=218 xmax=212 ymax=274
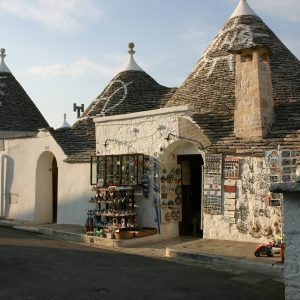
xmin=164 ymin=133 xmax=176 ymax=142
xmin=164 ymin=132 xmax=206 ymax=149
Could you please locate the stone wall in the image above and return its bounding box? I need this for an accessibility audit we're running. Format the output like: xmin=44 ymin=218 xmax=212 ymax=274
xmin=234 ymin=48 xmax=273 ymax=139
xmin=204 ymin=155 xmax=282 ymax=243
xmin=270 ymin=182 xmax=300 ymax=299
xmin=283 ymin=193 xmax=300 ymax=300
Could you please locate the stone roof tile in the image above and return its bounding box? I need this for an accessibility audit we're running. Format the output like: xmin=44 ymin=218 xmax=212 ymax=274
xmin=0 ymin=72 xmax=49 ymax=133
xmin=166 ymin=14 xmax=300 ymax=154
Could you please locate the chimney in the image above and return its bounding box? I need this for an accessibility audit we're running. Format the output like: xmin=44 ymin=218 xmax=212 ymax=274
xmin=234 ymin=47 xmax=274 ymax=139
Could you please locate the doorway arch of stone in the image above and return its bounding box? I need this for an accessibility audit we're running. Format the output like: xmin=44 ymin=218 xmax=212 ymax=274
xmin=160 ymin=140 xmax=204 ymax=236
xmin=35 ymin=151 xmax=57 ymax=224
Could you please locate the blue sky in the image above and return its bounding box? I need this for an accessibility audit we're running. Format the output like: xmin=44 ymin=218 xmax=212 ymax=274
xmin=1 ymin=0 xmax=300 ymax=128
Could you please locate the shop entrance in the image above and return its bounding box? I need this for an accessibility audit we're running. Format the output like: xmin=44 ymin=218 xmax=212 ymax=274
xmin=178 ymin=154 xmax=203 ymax=236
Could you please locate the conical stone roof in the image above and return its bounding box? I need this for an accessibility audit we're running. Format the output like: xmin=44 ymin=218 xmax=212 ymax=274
xmin=81 ymin=70 xmax=175 ymax=118
xmin=81 ymin=43 xmax=175 ymax=118
xmin=54 ymin=43 xmax=176 ymax=162
xmin=0 ymin=49 xmax=49 ymax=136
xmin=165 ymin=2 xmax=300 ymax=154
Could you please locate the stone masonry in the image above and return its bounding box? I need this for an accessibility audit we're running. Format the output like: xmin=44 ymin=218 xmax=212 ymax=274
xmin=234 ymin=47 xmax=273 ymax=139
xmin=271 ymin=180 xmax=300 ymax=300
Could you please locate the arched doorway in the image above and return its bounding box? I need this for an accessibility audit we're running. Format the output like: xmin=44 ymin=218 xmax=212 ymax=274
xmin=35 ymin=151 xmax=58 ymax=224
xmin=161 ymin=141 xmax=204 ymax=236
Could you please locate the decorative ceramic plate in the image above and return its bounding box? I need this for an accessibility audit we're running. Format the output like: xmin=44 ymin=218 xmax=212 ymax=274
xmin=161 ymin=185 xmax=167 ymax=193
xmin=167 ymin=200 xmax=174 ymax=209
xmin=171 ymin=208 xmax=180 ymax=221
xmin=165 ymin=212 xmax=171 ymax=222
xmin=167 ymin=174 xmax=173 ymax=183
xmin=175 ymin=185 xmax=181 ymax=195
xmin=175 ymin=197 xmax=181 ymax=205
xmin=160 ymin=176 xmax=166 ymax=183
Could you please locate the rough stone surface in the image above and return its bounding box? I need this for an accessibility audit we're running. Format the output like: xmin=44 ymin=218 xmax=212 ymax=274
xmin=165 ymin=15 xmax=300 ymax=154
xmin=52 ymin=70 xmax=176 ymax=163
xmin=204 ymin=155 xmax=282 ymax=242
xmin=0 ymin=72 xmax=49 ymax=133
xmin=281 ymin=193 xmax=300 ymax=299
xmin=234 ymin=49 xmax=273 ymax=139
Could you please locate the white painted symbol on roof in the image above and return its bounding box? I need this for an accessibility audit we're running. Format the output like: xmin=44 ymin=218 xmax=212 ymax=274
xmin=192 ymin=19 xmax=265 ymax=79
xmin=99 ymin=79 xmax=133 ymax=114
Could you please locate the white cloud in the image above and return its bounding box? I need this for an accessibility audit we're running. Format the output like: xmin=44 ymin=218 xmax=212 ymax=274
xmin=0 ymin=0 xmax=102 ymax=32
xmin=250 ymin=0 xmax=300 ymax=23
xmin=25 ymin=58 xmax=118 ymax=79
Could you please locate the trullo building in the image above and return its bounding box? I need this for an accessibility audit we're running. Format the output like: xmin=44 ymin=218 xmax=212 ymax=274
xmin=1 ymin=0 xmax=299 ymax=243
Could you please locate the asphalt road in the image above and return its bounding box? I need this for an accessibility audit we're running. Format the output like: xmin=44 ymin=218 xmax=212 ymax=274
xmin=0 ymin=227 xmax=284 ymax=300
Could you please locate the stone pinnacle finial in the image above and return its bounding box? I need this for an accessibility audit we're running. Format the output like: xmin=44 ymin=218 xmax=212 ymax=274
xmin=0 ymin=48 xmax=6 ymax=61
xmin=56 ymin=113 xmax=71 ymax=129
xmin=230 ymin=0 xmax=257 ymax=19
xmin=122 ymin=42 xmax=143 ymax=72
xmin=0 ymin=48 xmax=11 ymax=73
xmin=128 ymin=42 xmax=135 ymax=55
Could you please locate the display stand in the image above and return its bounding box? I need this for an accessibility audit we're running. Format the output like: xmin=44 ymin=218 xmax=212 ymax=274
xmin=85 ymin=186 xmax=136 ymax=238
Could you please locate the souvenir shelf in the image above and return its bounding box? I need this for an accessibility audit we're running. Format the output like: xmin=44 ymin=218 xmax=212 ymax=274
xmin=87 ymin=153 xmax=152 ymax=238
xmin=86 ymin=186 xmax=137 ymax=234
xmin=90 ymin=154 xmax=148 ymax=187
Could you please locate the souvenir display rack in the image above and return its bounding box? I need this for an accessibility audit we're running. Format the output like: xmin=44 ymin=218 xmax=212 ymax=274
xmin=203 ymin=154 xmax=222 ymax=215
xmin=87 ymin=153 xmax=154 ymax=238
xmin=160 ymin=164 xmax=182 ymax=224
xmin=90 ymin=154 xmax=148 ymax=187
xmin=86 ymin=186 xmax=136 ymax=237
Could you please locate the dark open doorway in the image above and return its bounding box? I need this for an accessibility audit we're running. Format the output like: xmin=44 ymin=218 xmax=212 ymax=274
xmin=178 ymin=154 xmax=203 ymax=236
xmin=52 ymin=158 xmax=58 ymax=223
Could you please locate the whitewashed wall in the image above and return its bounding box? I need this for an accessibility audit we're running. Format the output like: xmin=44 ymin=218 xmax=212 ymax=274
xmin=94 ymin=106 xmax=196 ymax=238
xmin=204 ymin=155 xmax=282 ymax=243
xmin=0 ymin=130 xmax=93 ymax=225
xmin=57 ymin=161 xmax=94 ymax=225
xmin=95 ymin=106 xmax=284 ymax=242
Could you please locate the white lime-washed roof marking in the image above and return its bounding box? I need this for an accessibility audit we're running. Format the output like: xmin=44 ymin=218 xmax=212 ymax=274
xmin=230 ymin=0 xmax=257 ymax=19
xmin=122 ymin=42 xmax=144 ymax=72
xmin=0 ymin=49 xmax=11 ymax=73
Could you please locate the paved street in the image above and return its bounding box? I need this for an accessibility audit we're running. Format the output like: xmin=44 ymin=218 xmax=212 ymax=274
xmin=0 ymin=228 xmax=284 ymax=300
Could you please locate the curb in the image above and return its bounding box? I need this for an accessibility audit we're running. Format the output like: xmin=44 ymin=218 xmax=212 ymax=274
xmin=166 ymin=247 xmax=284 ymax=276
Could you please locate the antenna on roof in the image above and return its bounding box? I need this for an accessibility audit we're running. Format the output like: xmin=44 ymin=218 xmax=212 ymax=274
xmin=73 ymin=103 xmax=84 ymax=118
